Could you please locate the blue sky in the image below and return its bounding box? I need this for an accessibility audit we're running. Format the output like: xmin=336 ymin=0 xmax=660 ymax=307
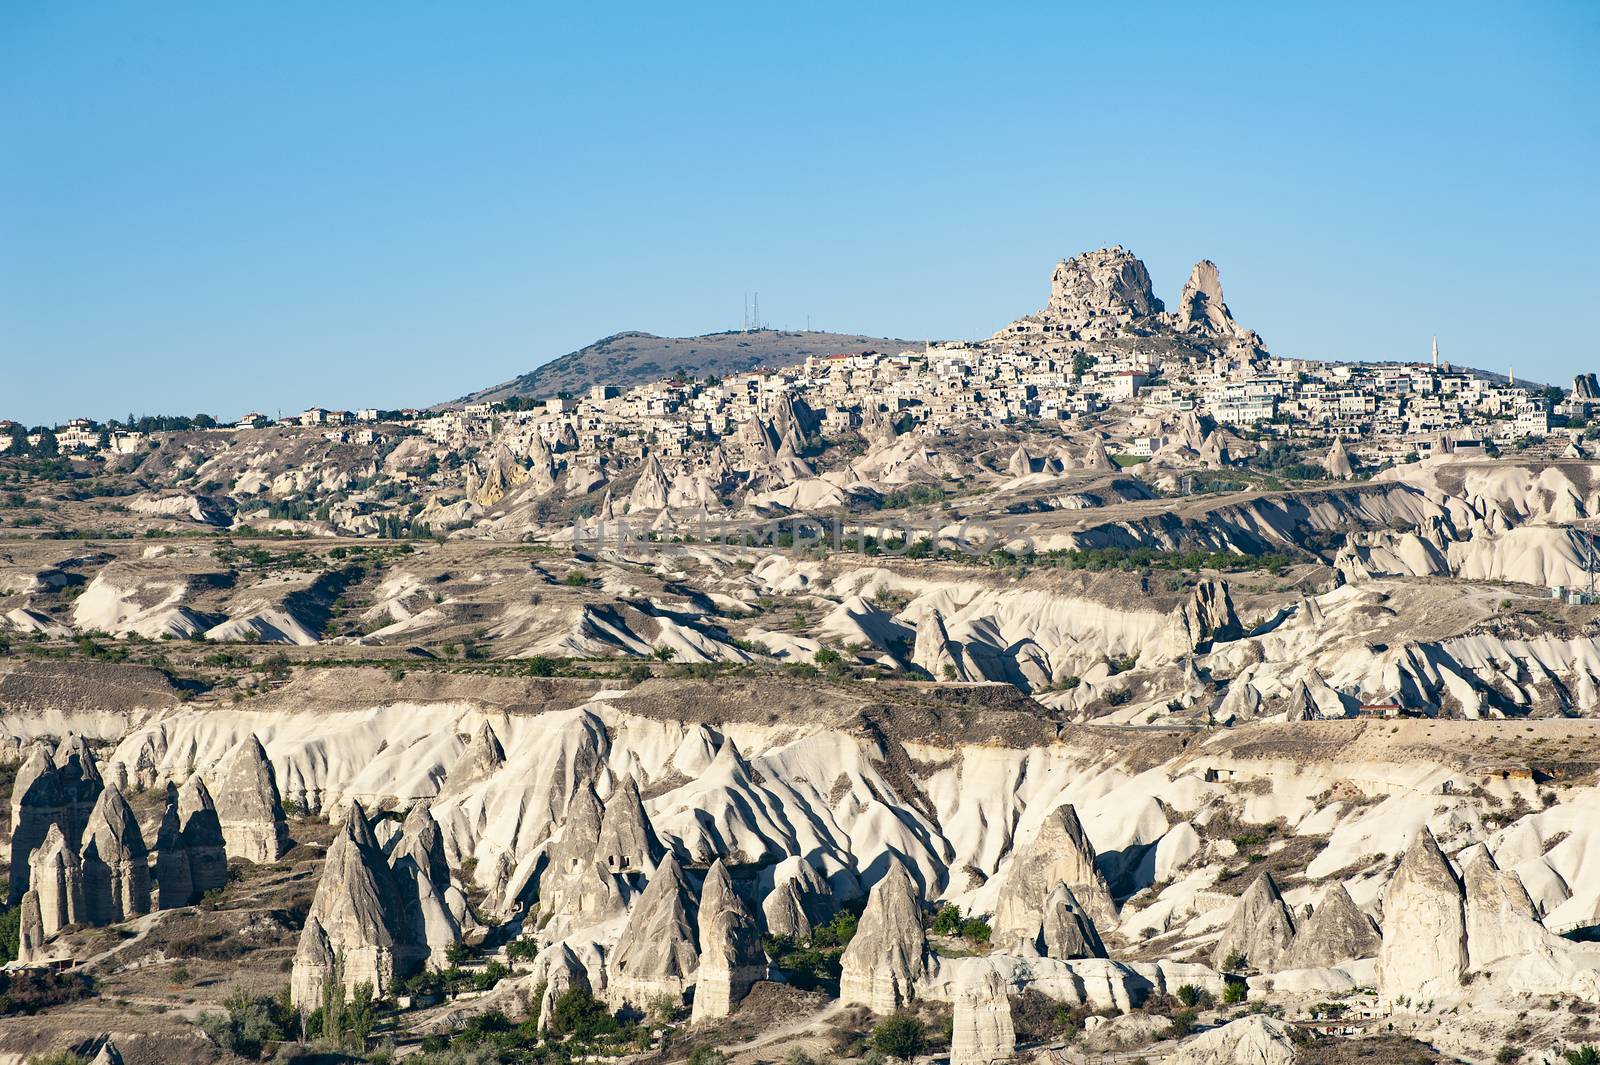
xmin=2 ymin=2 xmax=1596 ymax=425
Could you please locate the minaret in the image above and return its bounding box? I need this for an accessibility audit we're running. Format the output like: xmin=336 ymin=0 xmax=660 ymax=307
xmin=1431 ymin=336 xmax=1439 ymax=369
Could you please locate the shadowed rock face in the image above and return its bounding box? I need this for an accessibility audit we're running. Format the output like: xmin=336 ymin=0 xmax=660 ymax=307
xmin=594 ymin=776 xmax=664 ymax=875
xmin=993 ymin=802 xmax=1117 ymax=950
xmin=1463 ymin=849 xmax=1552 ymax=969
xmin=290 ymin=801 xmax=419 ymax=1007
xmin=153 ymin=784 xmax=194 ymax=910
xmin=762 ymin=878 xmax=812 ymax=941
xmin=1041 ymin=882 xmax=1107 ymax=960
xmin=29 ymin=823 xmax=85 ymax=938
xmin=950 ymin=966 xmax=1016 ymax=1065
xmin=1212 ymin=871 xmax=1296 ymax=973
xmin=840 ymin=858 xmax=927 ymax=1013
xmin=178 ymin=775 xmax=230 ymax=896
xmin=79 ymin=783 xmax=152 ymax=925
xmin=607 ymin=853 xmax=699 ymax=1011
xmin=1380 ymin=827 xmax=1467 ymax=1004
xmin=691 ymin=858 xmax=766 ymax=1023
xmin=8 ymin=738 xmax=103 ymax=905
xmin=390 ymin=801 xmax=463 ymax=966
xmin=539 ymin=783 xmax=627 ymax=928
xmin=17 ymin=889 xmax=45 ymax=964
xmin=1282 ymin=881 xmax=1380 ymax=970
xmin=214 ymin=735 xmax=289 ymax=863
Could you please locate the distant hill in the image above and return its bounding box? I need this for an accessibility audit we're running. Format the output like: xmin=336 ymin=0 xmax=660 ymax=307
xmin=449 ymin=329 xmax=920 ymax=407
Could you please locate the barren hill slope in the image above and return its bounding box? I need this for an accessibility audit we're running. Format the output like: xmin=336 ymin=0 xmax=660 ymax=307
xmin=450 ymin=328 xmax=919 ymax=406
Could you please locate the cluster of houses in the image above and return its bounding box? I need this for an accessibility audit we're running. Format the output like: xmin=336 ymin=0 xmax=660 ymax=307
xmin=6 ymin=337 xmax=1585 ymax=475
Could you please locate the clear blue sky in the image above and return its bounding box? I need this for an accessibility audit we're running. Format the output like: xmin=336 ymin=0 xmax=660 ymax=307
xmin=3 ymin=2 xmax=1596 ymax=426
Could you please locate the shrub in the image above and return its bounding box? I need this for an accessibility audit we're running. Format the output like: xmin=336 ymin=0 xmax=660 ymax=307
xmin=960 ymin=917 xmax=991 ymax=944
xmin=814 ymin=648 xmax=842 ymax=667
xmin=1222 ymin=950 xmax=1247 ymax=972
xmin=1566 ymin=1048 xmax=1600 ymax=1065
xmin=563 ymin=570 xmax=590 ymax=586
xmin=687 ymin=1048 xmax=728 ymax=1065
xmin=1165 ymin=1008 xmax=1199 ymax=1039
xmin=1175 ymin=984 xmax=1204 ymax=1008
xmin=1222 ymin=979 xmax=1247 ymax=1004
xmin=931 ymin=904 xmax=963 ymax=936
xmin=871 ymin=1013 xmax=927 ymax=1058
xmin=547 ymin=986 xmax=617 ymax=1041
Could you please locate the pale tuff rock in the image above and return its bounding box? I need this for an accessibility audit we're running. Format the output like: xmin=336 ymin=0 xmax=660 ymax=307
xmin=153 ymin=784 xmax=195 ymax=909
xmin=1081 ymin=434 xmax=1115 ymax=472
xmin=1177 ymin=577 xmax=1241 ymax=650
xmin=839 ymin=858 xmax=927 ymax=1013
xmin=1040 ymin=247 xmax=1164 ymax=332
xmin=606 ymin=853 xmax=700 ymax=1010
xmin=1325 ymin=437 xmax=1355 ymax=480
xmin=291 ymin=801 xmax=418 ymax=1007
xmin=949 ymin=965 xmax=1016 ymax=1065
xmin=1006 ymin=445 xmax=1035 ymax=478
xmin=7 ymin=743 xmax=58 ymax=904
xmin=89 ymin=1041 xmax=126 ymax=1065
xmin=595 ymin=776 xmax=664 ymax=875
xmin=913 ymin=608 xmax=971 ymax=681
xmin=531 ymin=942 xmax=593 ymax=1033
xmin=178 ymin=775 xmax=230 ymax=896
xmin=17 ymin=889 xmax=45 ymax=964
xmin=1282 ymin=881 xmax=1380 ymax=970
xmin=1174 ymin=260 xmax=1246 ymax=339
xmin=391 ymin=801 xmax=463 ymax=965
xmin=79 ymin=782 xmax=153 ymax=924
xmin=447 ymin=720 xmax=506 ymax=785
xmin=691 ymin=858 xmax=767 ymax=1023
xmin=214 ymin=734 xmax=289 ymax=863
xmin=1285 ymin=668 xmax=1349 ymax=721
xmin=1379 ymin=827 xmax=1467 ymax=1004
xmin=1463 ymin=849 xmax=1554 ymax=970
xmin=540 ymin=782 xmax=627 ymax=927
xmin=1168 ymin=1015 xmax=1300 ymax=1065
xmin=626 ymin=455 xmax=672 ymax=514
xmin=1215 ymin=680 xmax=1263 ymax=723
xmin=762 ymin=878 xmax=812 ymax=941
xmin=1041 ymin=883 xmax=1108 ymax=959
xmin=8 ymin=738 xmax=102 ymax=905
xmin=1198 ymin=431 xmax=1228 ymax=469
xmin=1213 ymin=871 xmax=1296 ymax=973
xmin=993 ymin=802 xmax=1117 ymax=950
xmin=29 ymin=823 xmax=85 ymax=937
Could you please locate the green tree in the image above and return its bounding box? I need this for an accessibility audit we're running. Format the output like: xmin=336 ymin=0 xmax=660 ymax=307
xmin=1565 ymin=1048 xmax=1600 ymax=1065
xmin=931 ymin=904 xmax=963 ymax=936
xmin=872 ymin=1013 xmax=927 ymax=1057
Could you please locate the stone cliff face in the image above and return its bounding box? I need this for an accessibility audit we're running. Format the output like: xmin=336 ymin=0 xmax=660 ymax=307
xmin=992 ymin=802 xmax=1117 ymax=949
xmin=840 ymin=858 xmax=927 ymax=1013
xmin=690 ymin=858 xmax=766 ymax=1023
xmin=214 ymin=734 xmax=289 ymax=863
xmin=1043 ymin=247 xmax=1164 ymax=332
xmin=606 ymin=853 xmax=700 ymax=1011
xmin=1212 ymin=871 xmax=1296 ymax=973
xmin=1379 ymin=828 xmax=1467 ymax=1004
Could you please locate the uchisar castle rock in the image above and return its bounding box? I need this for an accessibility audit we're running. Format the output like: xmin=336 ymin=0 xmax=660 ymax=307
xmin=6 ymin=247 xmax=1600 ymax=1063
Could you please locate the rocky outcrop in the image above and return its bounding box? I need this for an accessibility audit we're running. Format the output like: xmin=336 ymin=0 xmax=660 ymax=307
xmin=1325 ymin=437 xmax=1355 ymax=480
xmin=290 ymin=801 xmax=418 ymax=1007
xmin=1041 ymin=883 xmax=1107 ymax=959
xmin=29 ymin=823 xmax=85 ymax=938
xmin=690 ymin=858 xmax=766 ymax=1023
xmin=78 ymin=783 xmax=152 ymax=924
xmin=840 ymin=859 xmax=926 ymax=1013
xmin=607 ymin=854 xmax=699 ymax=1010
xmin=531 ymin=942 xmax=593 ymax=1033
xmin=153 ymin=784 xmax=195 ymax=909
xmin=1463 ymin=849 xmax=1552 ymax=970
xmin=1213 ymin=871 xmax=1296 ymax=973
xmin=8 ymin=738 xmax=102 ymax=905
xmin=1168 ymin=1015 xmax=1299 ymax=1064
xmin=762 ymin=878 xmax=812 ymax=941
xmin=214 ymin=735 xmax=289 ymax=863
xmin=89 ymin=1041 xmax=126 ymax=1065
xmin=390 ymin=802 xmax=463 ymax=965
xmin=595 ymin=776 xmax=664 ymax=876
xmin=446 ymin=720 xmax=506 ymax=785
xmin=913 ymin=608 xmax=971 ymax=681
xmin=1177 ymin=577 xmax=1241 ymax=650
xmin=950 ymin=966 xmax=1016 ymax=1065
xmin=17 ymin=889 xmax=45 ymax=964
xmin=1282 ymin=881 xmax=1380 ymax=970
xmin=993 ymin=802 xmax=1117 ymax=949
xmin=178 ymin=775 xmax=230 ymax=896
xmin=1173 ymin=260 xmax=1244 ymax=338
xmin=1039 ymin=247 xmax=1163 ymax=332
xmin=626 ymin=455 xmax=672 ymax=514
xmin=1379 ymin=828 xmax=1467 ymax=1004
xmin=540 ymin=783 xmax=627 ymax=927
